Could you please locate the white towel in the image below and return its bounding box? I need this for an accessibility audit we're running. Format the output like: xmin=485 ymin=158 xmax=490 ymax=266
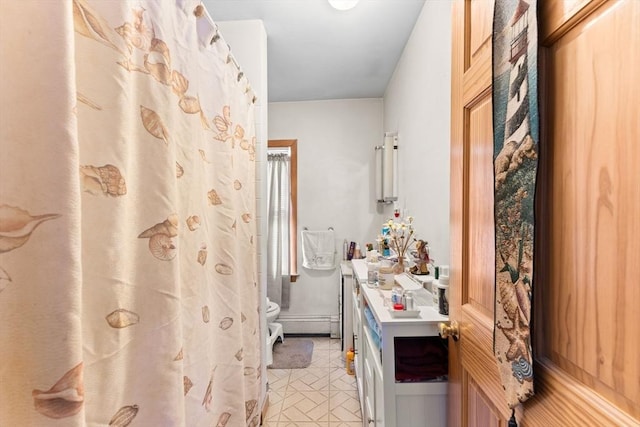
xmin=302 ymin=230 xmax=336 ymax=270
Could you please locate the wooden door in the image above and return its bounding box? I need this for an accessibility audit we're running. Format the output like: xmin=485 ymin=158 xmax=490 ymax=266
xmin=449 ymin=0 xmax=639 ymax=425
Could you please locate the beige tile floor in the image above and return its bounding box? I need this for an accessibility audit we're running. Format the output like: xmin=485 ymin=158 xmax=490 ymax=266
xmin=264 ymin=337 xmax=362 ymax=427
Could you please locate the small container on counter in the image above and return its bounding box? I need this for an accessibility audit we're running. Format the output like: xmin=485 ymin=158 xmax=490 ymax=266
xmin=437 ymin=286 xmax=449 ymax=315
xmin=391 ymin=284 xmax=404 ymax=305
xmin=378 ymin=266 xmax=395 ymax=290
xmin=366 ymin=261 xmax=379 ymax=285
xmin=436 ymin=267 xmax=450 ymax=315
xmin=405 ymin=291 xmax=414 ymax=310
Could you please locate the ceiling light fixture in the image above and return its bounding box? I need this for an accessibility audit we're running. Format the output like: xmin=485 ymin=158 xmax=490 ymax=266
xmin=328 ymin=0 xmax=360 ymax=11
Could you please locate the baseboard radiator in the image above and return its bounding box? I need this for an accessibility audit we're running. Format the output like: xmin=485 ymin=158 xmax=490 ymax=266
xmin=277 ymin=314 xmax=340 ymax=337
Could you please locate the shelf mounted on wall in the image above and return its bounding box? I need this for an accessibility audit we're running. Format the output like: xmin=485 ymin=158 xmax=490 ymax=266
xmin=375 ymin=132 xmax=398 ymax=204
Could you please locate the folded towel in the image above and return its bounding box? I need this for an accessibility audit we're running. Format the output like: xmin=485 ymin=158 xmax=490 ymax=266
xmin=302 ymin=230 xmax=336 ymax=270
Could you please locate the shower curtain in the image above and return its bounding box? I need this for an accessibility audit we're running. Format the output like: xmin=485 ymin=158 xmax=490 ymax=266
xmin=0 ymin=1 xmax=260 ymax=426
xmin=266 ymin=153 xmax=291 ymax=309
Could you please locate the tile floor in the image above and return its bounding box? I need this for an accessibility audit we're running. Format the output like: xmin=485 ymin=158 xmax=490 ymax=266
xmin=264 ymin=337 xmax=362 ymax=427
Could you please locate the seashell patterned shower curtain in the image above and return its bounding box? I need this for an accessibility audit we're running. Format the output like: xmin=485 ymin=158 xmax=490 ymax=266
xmin=0 ymin=1 xmax=260 ymax=425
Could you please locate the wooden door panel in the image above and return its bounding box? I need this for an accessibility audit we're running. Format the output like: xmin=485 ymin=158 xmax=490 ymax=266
xmin=460 ymin=306 xmax=507 ymax=413
xmin=462 ymin=61 xmax=492 ymax=111
xmin=451 ymin=0 xmax=639 ymax=425
xmin=459 ymin=1 xmax=510 ymax=423
xmin=467 ymin=96 xmax=495 ymax=316
xmin=468 ymin=376 xmax=501 ymax=427
xmin=546 ymin=0 xmax=640 ymax=415
xmin=470 ymin=0 xmax=494 ymax=65
xmin=463 ymin=0 xmax=494 ymax=107
xmin=541 ymin=0 xmax=608 ymax=42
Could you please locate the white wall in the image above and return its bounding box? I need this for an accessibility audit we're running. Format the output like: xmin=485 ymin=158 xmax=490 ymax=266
xmin=221 ymin=1 xmax=452 ymax=338
xmin=269 ymin=99 xmax=384 ymax=333
xmin=383 ymin=1 xmax=452 ymax=266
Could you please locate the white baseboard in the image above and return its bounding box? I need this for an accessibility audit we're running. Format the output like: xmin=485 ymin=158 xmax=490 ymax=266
xmin=278 ymin=314 xmax=340 ymax=335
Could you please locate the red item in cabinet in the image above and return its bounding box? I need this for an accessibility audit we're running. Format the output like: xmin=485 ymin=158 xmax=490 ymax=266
xmin=394 ymin=336 xmax=448 ymax=382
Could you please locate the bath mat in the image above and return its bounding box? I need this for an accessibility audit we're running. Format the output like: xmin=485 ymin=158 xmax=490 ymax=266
xmin=270 ymin=339 xmax=314 ymax=369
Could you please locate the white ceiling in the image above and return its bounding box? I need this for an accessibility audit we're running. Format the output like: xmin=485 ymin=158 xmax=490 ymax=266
xmin=204 ymin=0 xmax=426 ymax=103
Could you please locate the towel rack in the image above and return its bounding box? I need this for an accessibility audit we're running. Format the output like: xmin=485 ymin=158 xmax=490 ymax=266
xmin=303 ymin=227 xmax=334 ymax=231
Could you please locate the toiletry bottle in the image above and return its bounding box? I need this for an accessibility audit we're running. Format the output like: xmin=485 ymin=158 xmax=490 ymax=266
xmin=346 ymin=348 xmax=355 ymax=375
xmin=432 ymin=278 xmax=440 ymax=307
xmin=367 ymin=261 xmax=379 ymax=285
xmin=437 ymin=281 xmax=449 ymax=315
xmin=405 ymin=291 xmax=414 ymax=310
xmin=391 ymin=284 xmax=403 ymax=306
xmin=354 ymin=243 xmax=361 ymax=259
xmin=437 ymin=267 xmax=450 ymax=315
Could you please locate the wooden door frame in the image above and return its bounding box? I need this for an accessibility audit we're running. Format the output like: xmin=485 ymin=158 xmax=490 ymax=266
xmin=448 ymin=1 xmax=465 ymax=425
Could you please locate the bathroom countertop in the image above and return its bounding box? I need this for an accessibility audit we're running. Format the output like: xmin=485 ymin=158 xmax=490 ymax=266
xmin=340 ymin=261 xmax=353 ymax=276
xmin=351 ymin=259 xmax=448 ymax=327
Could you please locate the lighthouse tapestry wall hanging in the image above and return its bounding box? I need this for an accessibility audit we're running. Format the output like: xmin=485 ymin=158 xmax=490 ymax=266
xmin=492 ymin=0 xmax=539 ymax=409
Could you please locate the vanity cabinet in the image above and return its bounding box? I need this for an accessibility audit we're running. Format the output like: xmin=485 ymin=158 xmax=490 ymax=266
xmin=350 ymin=259 xmax=448 ymax=427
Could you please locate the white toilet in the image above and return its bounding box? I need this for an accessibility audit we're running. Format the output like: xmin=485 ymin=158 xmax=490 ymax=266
xmin=266 ymin=298 xmax=284 ymax=366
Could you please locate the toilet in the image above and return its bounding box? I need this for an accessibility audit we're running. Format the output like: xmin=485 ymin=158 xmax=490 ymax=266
xmin=266 ymin=298 xmax=284 ymax=366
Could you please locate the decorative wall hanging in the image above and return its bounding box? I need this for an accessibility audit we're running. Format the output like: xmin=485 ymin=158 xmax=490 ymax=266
xmin=492 ymin=0 xmax=539 ymax=419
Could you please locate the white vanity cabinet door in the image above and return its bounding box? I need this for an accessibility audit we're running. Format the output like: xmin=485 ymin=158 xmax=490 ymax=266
xmin=352 ymin=281 xmax=363 ymax=408
xmin=363 ymin=322 xmax=384 ymax=426
xmin=374 ymin=369 xmax=384 ymax=426
xmin=353 ymin=302 xmax=363 ymax=383
xmin=363 ymin=342 xmax=375 ymax=425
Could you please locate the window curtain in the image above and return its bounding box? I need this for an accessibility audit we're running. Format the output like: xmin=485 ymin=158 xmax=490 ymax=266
xmin=0 ymin=1 xmax=260 ymax=426
xmin=266 ymin=153 xmax=291 ymax=309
